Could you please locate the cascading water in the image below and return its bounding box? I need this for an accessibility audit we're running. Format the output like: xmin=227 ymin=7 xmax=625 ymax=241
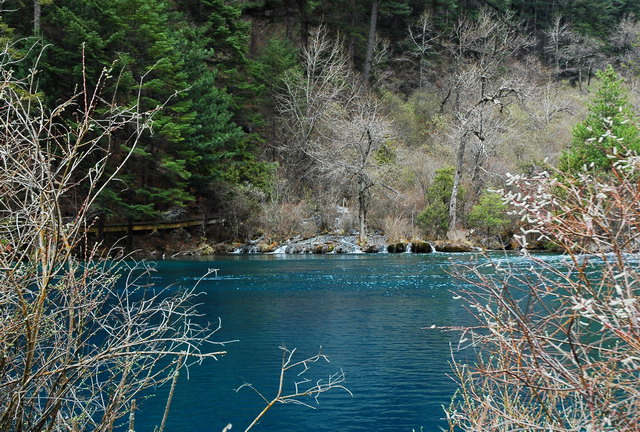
xmin=271 ymin=245 xmax=287 ymax=254
xmin=338 ymin=237 xmax=361 ymax=253
xmin=232 ymin=244 xmax=259 ymax=254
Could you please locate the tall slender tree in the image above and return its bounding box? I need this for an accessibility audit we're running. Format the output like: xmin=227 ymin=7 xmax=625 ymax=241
xmin=362 ymin=0 xmax=378 ymax=84
xmin=442 ymin=9 xmax=533 ymax=236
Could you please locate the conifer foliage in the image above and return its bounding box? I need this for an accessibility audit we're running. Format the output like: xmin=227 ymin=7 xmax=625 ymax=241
xmin=561 ymin=66 xmax=640 ymax=175
xmin=5 ymin=0 xmax=269 ymax=222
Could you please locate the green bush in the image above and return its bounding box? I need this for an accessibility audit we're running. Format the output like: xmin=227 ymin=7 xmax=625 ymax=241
xmin=417 ymin=199 xmax=449 ymax=238
xmin=417 ymin=167 xmax=462 ymax=238
xmin=559 ymin=65 xmax=640 ymax=175
xmin=468 ymin=191 xmax=509 ymax=237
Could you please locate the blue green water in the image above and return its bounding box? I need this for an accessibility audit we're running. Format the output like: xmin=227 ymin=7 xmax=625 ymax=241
xmin=130 ymin=253 xmax=556 ymax=432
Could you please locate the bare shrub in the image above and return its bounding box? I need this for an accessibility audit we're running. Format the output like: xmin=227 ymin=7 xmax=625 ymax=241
xmin=447 ymin=143 xmax=640 ymax=430
xmin=0 ymin=53 xmax=225 ymax=430
xmin=260 ymin=200 xmax=310 ymax=240
xmin=381 ymin=215 xmax=416 ymax=243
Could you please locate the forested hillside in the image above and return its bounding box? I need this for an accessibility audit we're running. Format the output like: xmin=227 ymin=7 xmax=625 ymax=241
xmin=4 ymin=0 xmax=640 ymax=245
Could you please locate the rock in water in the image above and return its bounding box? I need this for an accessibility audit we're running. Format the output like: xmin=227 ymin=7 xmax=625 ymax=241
xmin=387 ymin=242 xmax=407 ymax=253
xmin=412 ymin=241 xmax=433 ymax=253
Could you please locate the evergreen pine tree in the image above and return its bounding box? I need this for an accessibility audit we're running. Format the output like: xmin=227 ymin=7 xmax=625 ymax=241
xmin=41 ymin=0 xmax=197 ymax=219
xmin=174 ymin=7 xmax=274 ymax=217
xmin=560 ymin=65 xmax=640 ymax=175
xmin=98 ymin=0 xmax=197 ymax=219
xmin=178 ymin=24 xmax=256 ymax=192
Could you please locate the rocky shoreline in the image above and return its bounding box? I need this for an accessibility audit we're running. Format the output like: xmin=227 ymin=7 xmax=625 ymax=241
xmin=230 ymin=233 xmax=481 ymax=254
xmin=134 ymin=231 xmax=485 ymax=258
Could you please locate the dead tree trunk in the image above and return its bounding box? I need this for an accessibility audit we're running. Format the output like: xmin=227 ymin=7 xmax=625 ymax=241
xmin=362 ymin=0 xmax=379 ymax=85
xmin=33 ymin=0 xmax=41 ymax=35
xmin=358 ymin=176 xmax=368 ymax=244
xmin=448 ymin=137 xmax=467 ymax=237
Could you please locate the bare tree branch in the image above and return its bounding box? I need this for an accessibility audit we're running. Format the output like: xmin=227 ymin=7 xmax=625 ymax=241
xmin=237 ymin=346 xmax=351 ymax=432
xmin=447 ymin=138 xmax=640 ymax=431
xmin=276 ymin=26 xmax=394 ymax=244
xmin=0 ymin=45 xmax=225 ymax=431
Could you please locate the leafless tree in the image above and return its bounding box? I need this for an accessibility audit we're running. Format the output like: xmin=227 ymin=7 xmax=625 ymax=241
xmin=545 ymin=15 xmax=573 ymax=76
xmin=406 ymin=11 xmax=441 ymax=90
xmin=0 ymin=49 xmax=225 ymax=431
xmin=565 ymin=32 xmax=604 ymax=91
xmin=610 ymin=16 xmax=640 ymax=89
xmin=528 ymin=81 xmax=572 ymax=128
xmin=329 ymin=90 xmax=394 ymax=243
xmin=446 ymin=134 xmax=640 ymax=431
xmin=276 ymin=26 xmax=354 ymax=183
xmin=370 ymin=36 xmax=392 ymax=86
xmin=545 ymin=16 xmax=605 ymax=90
xmin=441 ymin=9 xmax=534 ymax=237
xmin=610 ymin=15 xmax=640 ymax=53
xmin=277 ymin=26 xmax=394 ymax=244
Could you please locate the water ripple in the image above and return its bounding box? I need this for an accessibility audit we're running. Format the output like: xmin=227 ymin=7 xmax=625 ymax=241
xmin=130 ymin=253 xmax=523 ymax=432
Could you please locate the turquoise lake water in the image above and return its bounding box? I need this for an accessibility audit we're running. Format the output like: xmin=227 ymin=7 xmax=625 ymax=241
xmin=129 ymin=252 xmax=560 ymax=432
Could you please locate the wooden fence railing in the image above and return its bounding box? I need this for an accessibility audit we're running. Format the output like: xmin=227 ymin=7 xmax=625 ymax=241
xmin=87 ymin=217 xmax=223 ymax=235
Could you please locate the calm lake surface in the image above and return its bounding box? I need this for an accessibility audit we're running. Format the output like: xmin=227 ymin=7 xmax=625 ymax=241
xmin=130 ymin=252 xmax=559 ymax=432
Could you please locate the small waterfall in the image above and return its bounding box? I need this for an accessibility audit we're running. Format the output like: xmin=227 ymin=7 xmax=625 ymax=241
xmin=380 ymin=244 xmax=388 ymax=253
xmin=232 ymin=244 xmax=258 ymax=254
xmin=338 ymin=237 xmax=361 ymax=253
xmin=271 ymin=244 xmax=287 ymax=254
xmin=429 ymin=243 xmax=436 ymax=253
xmin=405 ymin=242 xmax=412 ymax=253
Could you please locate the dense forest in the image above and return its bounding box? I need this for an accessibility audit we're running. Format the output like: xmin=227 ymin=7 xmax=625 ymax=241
xmin=4 ymin=0 xmax=640 ymax=247
xmin=3 ymin=3 xmax=640 ymax=431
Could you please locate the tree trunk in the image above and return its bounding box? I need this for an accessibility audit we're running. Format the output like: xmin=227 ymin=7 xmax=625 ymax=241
xmin=347 ymin=0 xmax=357 ymax=66
xmin=33 ymin=0 xmax=41 ymax=35
xmin=297 ymin=0 xmax=311 ymax=49
xmin=448 ymin=138 xmax=467 ymax=237
xmin=362 ymin=0 xmax=379 ymax=85
xmin=358 ymin=177 xmax=367 ymax=245
xmin=285 ymin=0 xmax=296 ymax=41
xmin=578 ymin=67 xmax=583 ymax=92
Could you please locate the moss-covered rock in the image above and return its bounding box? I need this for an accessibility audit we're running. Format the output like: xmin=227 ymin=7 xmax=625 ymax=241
xmin=387 ymin=242 xmax=407 ymax=253
xmin=313 ymin=243 xmax=335 ymax=254
xmin=258 ymin=242 xmax=278 ymax=253
xmin=362 ymin=244 xmax=380 ymax=253
xmin=434 ymin=242 xmax=474 ymax=252
xmin=411 ymin=241 xmax=433 ymax=253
